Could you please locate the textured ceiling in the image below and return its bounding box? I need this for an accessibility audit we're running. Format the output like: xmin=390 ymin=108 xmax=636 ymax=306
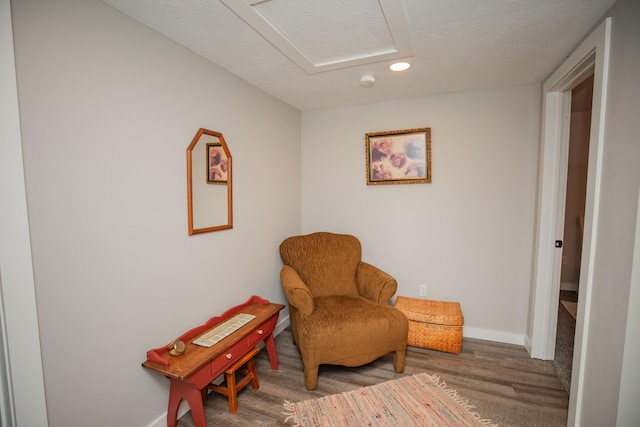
xmin=100 ymin=0 xmax=616 ymax=110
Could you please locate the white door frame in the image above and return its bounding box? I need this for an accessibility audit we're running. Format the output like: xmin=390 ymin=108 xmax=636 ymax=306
xmin=528 ymin=17 xmax=610 ymax=425
xmin=1 ymin=1 xmax=49 ymax=425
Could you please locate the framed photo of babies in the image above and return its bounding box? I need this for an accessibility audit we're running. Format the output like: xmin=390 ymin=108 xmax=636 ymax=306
xmin=206 ymin=143 xmax=229 ymax=184
xmin=365 ymin=127 xmax=431 ymax=185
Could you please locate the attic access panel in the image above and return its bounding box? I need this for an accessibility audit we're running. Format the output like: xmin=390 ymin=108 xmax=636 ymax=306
xmin=221 ymin=0 xmax=413 ymax=73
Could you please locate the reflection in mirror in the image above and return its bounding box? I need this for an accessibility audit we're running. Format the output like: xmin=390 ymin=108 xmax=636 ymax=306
xmin=187 ymin=128 xmax=232 ymax=235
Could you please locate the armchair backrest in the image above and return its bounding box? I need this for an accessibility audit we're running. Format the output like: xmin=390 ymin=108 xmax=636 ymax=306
xmin=279 ymin=232 xmax=361 ymax=298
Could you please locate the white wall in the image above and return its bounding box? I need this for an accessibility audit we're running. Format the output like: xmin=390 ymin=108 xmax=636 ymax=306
xmin=11 ymin=0 xmax=300 ymax=426
xmin=301 ymin=85 xmax=540 ymax=344
xmin=580 ymin=0 xmax=640 ymax=424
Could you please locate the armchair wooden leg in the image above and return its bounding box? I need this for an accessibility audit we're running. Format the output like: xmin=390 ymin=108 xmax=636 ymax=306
xmin=393 ymin=349 xmax=406 ymax=373
xmin=303 ymin=364 xmax=319 ymax=390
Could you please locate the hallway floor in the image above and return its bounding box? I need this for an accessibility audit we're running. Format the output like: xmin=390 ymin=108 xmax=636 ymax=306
xmin=554 ymin=290 xmax=578 ymax=392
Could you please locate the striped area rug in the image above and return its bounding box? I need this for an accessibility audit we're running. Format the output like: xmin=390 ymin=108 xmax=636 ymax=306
xmin=283 ymin=373 xmax=497 ymax=427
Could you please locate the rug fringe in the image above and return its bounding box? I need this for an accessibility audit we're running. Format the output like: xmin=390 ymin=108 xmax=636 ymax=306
xmin=428 ymin=374 xmax=499 ymax=427
xmin=282 ymin=399 xmax=300 ymax=426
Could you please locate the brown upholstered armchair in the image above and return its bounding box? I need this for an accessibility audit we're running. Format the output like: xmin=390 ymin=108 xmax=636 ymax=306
xmin=279 ymin=232 xmax=408 ymax=390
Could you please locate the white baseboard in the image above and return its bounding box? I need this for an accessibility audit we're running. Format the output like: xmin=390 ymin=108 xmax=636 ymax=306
xmin=146 ymin=315 xmax=291 ymax=427
xmin=273 ymin=314 xmax=289 ymax=336
xmin=147 ymin=397 xmax=192 ymax=427
xmin=560 ymin=281 xmax=578 ymax=292
xmin=462 ymin=326 xmax=525 ymax=346
xmin=148 ymin=412 xmax=168 ymax=427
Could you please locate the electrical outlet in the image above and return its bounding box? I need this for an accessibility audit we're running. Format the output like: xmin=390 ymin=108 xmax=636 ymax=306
xmin=419 ymin=284 xmax=428 ymax=297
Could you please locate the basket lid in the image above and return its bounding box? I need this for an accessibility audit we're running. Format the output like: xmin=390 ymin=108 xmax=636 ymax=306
xmin=395 ymin=296 xmax=464 ymax=326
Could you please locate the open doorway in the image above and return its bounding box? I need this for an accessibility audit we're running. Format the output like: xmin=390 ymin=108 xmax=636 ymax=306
xmin=529 ymin=17 xmax=610 ymax=425
xmin=554 ymin=74 xmax=593 ymax=392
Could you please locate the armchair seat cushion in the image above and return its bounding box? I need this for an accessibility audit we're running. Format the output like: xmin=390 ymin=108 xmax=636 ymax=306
xmin=294 ymin=296 xmax=408 ymax=367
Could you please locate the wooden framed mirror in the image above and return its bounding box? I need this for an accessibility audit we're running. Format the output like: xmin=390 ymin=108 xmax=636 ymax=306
xmin=187 ymin=128 xmax=232 ymax=235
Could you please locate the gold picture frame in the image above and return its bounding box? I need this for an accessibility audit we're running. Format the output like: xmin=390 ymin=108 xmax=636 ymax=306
xmin=366 ymin=127 xmax=431 ymax=185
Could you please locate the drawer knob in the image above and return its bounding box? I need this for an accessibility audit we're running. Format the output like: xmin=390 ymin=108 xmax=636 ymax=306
xmin=226 ymin=353 xmax=232 ymax=359
xmin=258 ymin=329 xmax=264 ymax=335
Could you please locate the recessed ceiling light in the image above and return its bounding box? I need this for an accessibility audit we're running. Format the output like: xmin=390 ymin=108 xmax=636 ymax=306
xmin=389 ymin=62 xmax=411 ymax=71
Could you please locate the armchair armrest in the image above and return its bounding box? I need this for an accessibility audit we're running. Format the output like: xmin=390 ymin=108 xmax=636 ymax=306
xmin=280 ymin=265 xmax=314 ymax=315
xmin=356 ymin=262 xmax=397 ymax=304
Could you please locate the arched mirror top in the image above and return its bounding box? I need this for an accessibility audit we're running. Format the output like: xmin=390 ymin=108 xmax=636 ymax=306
xmin=187 ymin=128 xmax=232 ymax=235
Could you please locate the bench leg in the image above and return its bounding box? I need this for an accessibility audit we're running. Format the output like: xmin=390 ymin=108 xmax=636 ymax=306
xmin=264 ymin=334 xmax=279 ymax=370
xmin=168 ymin=379 xmax=207 ymax=427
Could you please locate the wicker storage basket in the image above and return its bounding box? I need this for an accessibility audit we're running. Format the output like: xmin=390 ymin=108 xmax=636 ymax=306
xmin=394 ymin=296 xmax=464 ymax=354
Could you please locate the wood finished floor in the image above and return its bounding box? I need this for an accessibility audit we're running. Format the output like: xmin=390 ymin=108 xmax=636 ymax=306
xmin=178 ymin=328 xmax=569 ymax=426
